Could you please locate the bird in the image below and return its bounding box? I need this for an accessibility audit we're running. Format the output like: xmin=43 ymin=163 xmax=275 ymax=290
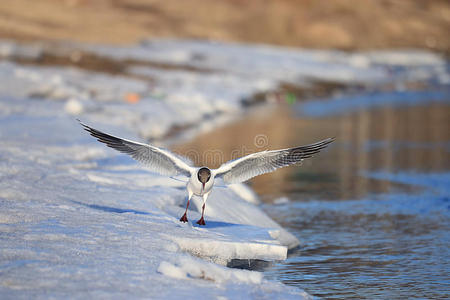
xmin=79 ymin=120 xmax=334 ymax=225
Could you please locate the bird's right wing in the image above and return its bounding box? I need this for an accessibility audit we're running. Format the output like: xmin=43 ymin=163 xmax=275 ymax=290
xmin=79 ymin=121 xmax=194 ymax=177
xmin=213 ymin=138 xmax=334 ymax=184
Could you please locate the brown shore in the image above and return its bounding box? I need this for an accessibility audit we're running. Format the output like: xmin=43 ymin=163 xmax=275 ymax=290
xmin=0 ymin=0 xmax=449 ymax=52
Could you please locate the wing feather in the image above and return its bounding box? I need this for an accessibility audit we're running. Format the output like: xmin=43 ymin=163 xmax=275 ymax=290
xmin=79 ymin=120 xmax=193 ymax=177
xmin=214 ymin=138 xmax=334 ymax=184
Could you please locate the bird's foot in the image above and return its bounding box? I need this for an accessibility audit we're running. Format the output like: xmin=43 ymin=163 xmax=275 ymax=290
xmin=179 ymin=213 xmax=188 ymax=223
xmin=196 ymin=217 xmax=206 ymax=226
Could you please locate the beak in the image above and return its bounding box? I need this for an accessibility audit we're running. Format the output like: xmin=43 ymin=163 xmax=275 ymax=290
xmin=202 ymin=182 xmax=205 ymax=191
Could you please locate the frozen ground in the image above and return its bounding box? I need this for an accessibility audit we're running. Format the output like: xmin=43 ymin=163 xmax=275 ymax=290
xmin=0 ymin=99 xmax=306 ymax=299
xmin=0 ymin=39 xmax=448 ymax=141
xmin=0 ymin=39 xmax=448 ymax=298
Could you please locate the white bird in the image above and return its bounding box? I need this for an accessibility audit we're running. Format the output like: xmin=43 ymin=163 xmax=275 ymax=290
xmin=79 ymin=121 xmax=334 ymax=225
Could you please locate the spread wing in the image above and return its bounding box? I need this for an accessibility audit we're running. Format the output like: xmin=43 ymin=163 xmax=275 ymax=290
xmin=213 ymin=138 xmax=334 ymax=184
xmin=79 ymin=120 xmax=194 ymax=177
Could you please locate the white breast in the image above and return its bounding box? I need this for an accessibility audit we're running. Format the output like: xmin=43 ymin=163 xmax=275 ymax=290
xmin=188 ymin=175 xmax=214 ymax=196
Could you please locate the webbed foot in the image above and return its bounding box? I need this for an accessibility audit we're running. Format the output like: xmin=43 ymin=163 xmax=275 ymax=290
xmin=180 ymin=213 xmax=188 ymax=223
xmin=196 ymin=217 xmax=206 ymax=226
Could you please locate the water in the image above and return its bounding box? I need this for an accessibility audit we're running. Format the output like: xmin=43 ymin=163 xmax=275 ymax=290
xmin=173 ymin=89 xmax=450 ymax=299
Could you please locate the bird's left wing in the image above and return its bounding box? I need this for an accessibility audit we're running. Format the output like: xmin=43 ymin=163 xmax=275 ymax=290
xmin=79 ymin=121 xmax=194 ymax=177
xmin=213 ymin=137 xmax=334 ymax=184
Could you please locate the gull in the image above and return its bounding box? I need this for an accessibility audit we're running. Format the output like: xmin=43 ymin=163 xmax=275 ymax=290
xmin=79 ymin=121 xmax=334 ymax=225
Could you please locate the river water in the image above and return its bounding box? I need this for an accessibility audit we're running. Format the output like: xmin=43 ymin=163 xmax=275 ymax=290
xmin=172 ymin=88 xmax=449 ymax=299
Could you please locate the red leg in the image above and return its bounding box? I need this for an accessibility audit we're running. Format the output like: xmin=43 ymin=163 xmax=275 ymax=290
xmin=180 ymin=198 xmax=190 ymax=222
xmin=196 ymin=204 xmax=206 ymax=225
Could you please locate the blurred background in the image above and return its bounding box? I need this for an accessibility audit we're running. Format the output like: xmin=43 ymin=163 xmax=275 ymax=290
xmin=0 ymin=0 xmax=450 ymax=53
xmin=1 ymin=0 xmax=449 ymax=299
xmin=1 ymin=0 xmax=449 ymax=51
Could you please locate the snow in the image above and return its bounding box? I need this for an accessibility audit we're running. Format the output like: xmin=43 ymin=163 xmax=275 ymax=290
xmin=0 ymin=107 xmax=306 ymax=298
xmin=0 ymin=39 xmax=448 ymax=141
xmin=274 ymin=197 xmax=290 ymax=205
xmin=0 ymin=38 xmax=448 ymax=298
xmin=158 ymin=256 xmax=263 ymax=284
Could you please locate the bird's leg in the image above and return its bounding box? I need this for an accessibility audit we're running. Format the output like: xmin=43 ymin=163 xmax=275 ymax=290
xmin=196 ymin=192 xmax=210 ymax=226
xmin=196 ymin=204 xmax=206 ymax=225
xmin=179 ymin=199 xmax=189 ymax=222
xmin=180 ymin=191 xmax=193 ymax=223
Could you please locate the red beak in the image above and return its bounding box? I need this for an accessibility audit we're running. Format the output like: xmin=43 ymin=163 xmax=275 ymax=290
xmin=202 ymin=182 xmax=205 ymax=191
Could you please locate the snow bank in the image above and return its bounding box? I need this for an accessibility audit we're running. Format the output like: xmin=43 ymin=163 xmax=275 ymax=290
xmin=0 ymin=97 xmax=305 ymax=298
xmin=0 ymin=39 xmax=447 ymax=142
xmin=82 ymin=39 xmax=447 ymax=85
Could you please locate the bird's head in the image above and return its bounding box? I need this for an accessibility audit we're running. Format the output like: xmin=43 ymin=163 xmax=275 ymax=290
xmin=197 ymin=167 xmax=211 ymax=190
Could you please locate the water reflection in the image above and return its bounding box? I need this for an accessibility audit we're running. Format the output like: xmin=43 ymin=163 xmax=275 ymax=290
xmin=172 ymin=93 xmax=449 ymax=298
xmin=172 ymin=101 xmax=449 ymax=201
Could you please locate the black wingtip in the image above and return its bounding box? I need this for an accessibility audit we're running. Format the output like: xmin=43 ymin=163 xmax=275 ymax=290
xmin=322 ymin=137 xmax=335 ymax=148
xmin=321 ymin=137 xmax=336 ymax=146
xmin=77 ymin=119 xmax=92 ymax=133
xmin=313 ymin=137 xmax=335 ymax=147
xmin=76 ymin=118 xmax=86 ymax=127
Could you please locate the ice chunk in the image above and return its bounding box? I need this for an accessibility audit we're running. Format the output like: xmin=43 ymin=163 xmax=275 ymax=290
xmin=164 ymin=222 xmax=288 ymax=265
xmin=158 ymin=255 xmax=263 ymax=284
